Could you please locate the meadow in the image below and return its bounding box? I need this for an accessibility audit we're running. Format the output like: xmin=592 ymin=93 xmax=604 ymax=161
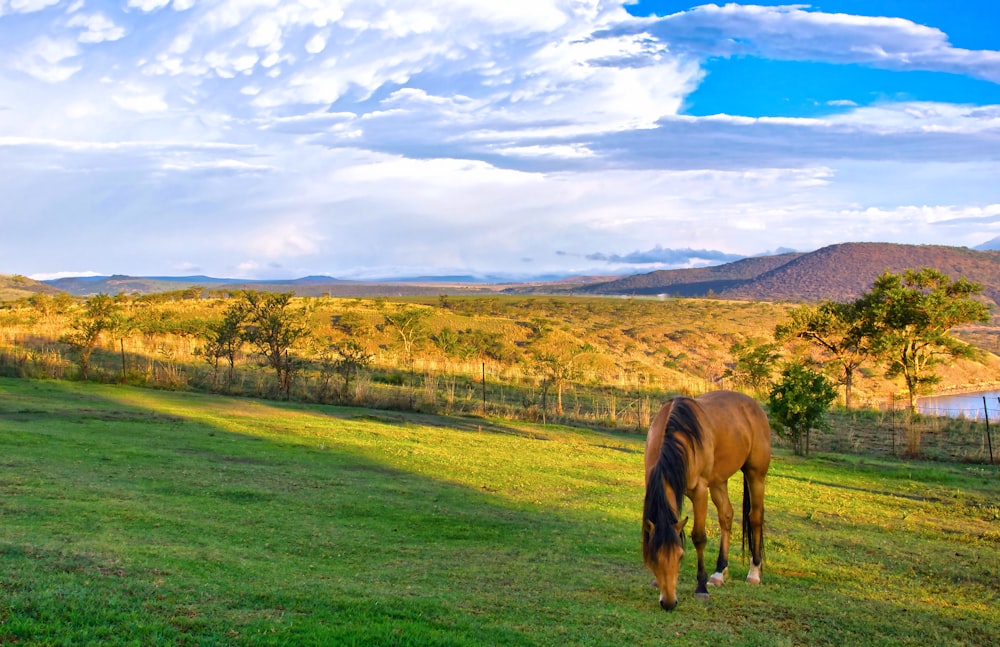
xmin=3 ymin=291 xmax=1000 ymax=464
xmin=1 ymin=377 xmax=997 ymax=646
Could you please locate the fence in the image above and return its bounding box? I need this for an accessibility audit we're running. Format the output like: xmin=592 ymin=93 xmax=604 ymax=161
xmin=786 ymin=397 xmax=997 ymax=464
xmin=2 ymin=333 xmax=996 ymax=465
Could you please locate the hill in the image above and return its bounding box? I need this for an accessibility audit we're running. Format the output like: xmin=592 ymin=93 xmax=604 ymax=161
xmin=24 ymin=242 xmax=1000 ymax=305
xmin=42 ymin=274 xmax=502 ymax=298
xmin=568 ymin=243 xmax=1000 ymax=306
xmin=536 ymin=253 xmax=803 ymax=297
xmin=0 ymin=274 xmax=63 ymax=301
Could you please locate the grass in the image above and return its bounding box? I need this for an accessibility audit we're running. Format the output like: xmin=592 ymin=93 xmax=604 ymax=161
xmin=1 ymin=377 xmax=998 ymax=646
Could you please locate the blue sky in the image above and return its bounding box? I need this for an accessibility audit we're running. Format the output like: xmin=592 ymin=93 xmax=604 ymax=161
xmin=1 ymin=1 xmax=998 ymax=281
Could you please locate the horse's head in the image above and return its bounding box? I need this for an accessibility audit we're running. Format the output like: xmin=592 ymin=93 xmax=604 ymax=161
xmin=643 ymin=516 xmax=688 ymax=611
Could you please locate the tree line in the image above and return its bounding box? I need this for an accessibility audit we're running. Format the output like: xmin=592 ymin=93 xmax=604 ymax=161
xmin=737 ymin=268 xmax=989 ymax=456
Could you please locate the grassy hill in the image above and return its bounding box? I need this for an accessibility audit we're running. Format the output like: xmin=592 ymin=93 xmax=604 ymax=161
xmin=571 ymin=243 xmax=1000 ymax=307
xmin=0 ymin=274 xmax=62 ymax=301
xmin=1 ymin=378 xmax=997 ymax=645
xmin=548 ymin=253 xmax=804 ymax=297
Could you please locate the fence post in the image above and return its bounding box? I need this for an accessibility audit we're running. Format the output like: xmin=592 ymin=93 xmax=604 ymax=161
xmin=988 ymin=397 xmax=997 ymax=465
xmin=890 ymin=394 xmax=896 ymax=456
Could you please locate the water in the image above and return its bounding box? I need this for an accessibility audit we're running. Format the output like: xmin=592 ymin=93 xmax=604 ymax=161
xmin=916 ymin=390 xmax=1000 ymax=421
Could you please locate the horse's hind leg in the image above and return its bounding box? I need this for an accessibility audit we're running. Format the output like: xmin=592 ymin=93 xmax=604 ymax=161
xmin=708 ymin=481 xmax=732 ymax=586
xmin=744 ymin=471 xmax=766 ymax=584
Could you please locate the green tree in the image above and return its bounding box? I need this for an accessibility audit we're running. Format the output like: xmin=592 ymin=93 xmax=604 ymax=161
xmin=857 ymin=268 xmax=990 ymax=415
xmin=330 ymin=339 xmax=373 ymax=400
xmin=528 ymin=349 xmax=582 ymax=418
xmin=382 ymin=306 xmax=431 ymax=362
xmin=238 ymin=292 xmax=312 ymax=399
xmin=199 ymin=304 xmax=246 ymax=388
xmin=768 ymin=361 xmax=838 ymax=457
xmin=774 ymin=300 xmax=871 ymax=408
xmin=724 ymin=338 xmax=780 ymax=396
xmin=431 ymin=327 xmax=461 ymax=357
xmin=60 ymin=294 xmax=119 ymax=380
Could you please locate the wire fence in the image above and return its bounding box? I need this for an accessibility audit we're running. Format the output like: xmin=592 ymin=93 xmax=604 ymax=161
xmin=2 ymin=336 xmax=997 ymax=464
xmin=791 ymin=395 xmax=998 ymax=464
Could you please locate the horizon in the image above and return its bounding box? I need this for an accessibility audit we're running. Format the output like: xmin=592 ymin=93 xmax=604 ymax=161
xmin=25 ymin=239 xmax=997 ymax=283
xmin=2 ymin=1 xmax=999 ymax=281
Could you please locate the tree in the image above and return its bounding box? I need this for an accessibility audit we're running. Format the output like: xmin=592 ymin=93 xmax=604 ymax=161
xmin=774 ymin=301 xmax=871 ymax=408
xmin=382 ymin=306 xmax=431 ymax=362
xmin=60 ymin=294 xmax=119 ymax=380
xmin=199 ymin=304 xmax=245 ymax=388
xmin=330 ymin=339 xmax=373 ymax=400
xmin=528 ymin=349 xmax=582 ymax=418
xmin=768 ymin=361 xmax=837 ymax=457
xmin=724 ymin=338 xmax=780 ymax=396
xmin=857 ymin=268 xmax=989 ymax=415
xmin=431 ymin=327 xmax=461 ymax=357
xmin=106 ymin=308 xmax=136 ymax=383
xmin=238 ymin=292 xmax=312 ymax=399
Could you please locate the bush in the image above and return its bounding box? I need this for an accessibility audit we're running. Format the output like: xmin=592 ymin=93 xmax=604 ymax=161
xmin=768 ymin=360 xmax=837 ymax=456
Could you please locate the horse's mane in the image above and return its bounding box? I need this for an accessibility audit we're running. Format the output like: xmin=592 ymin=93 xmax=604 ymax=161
xmin=642 ymin=397 xmax=705 ymax=564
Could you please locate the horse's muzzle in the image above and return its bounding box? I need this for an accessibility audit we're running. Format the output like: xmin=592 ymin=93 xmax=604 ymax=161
xmin=660 ymin=598 xmax=678 ymax=611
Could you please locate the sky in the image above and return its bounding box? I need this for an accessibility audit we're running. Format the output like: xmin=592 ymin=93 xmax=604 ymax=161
xmin=1 ymin=1 xmax=999 ymax=282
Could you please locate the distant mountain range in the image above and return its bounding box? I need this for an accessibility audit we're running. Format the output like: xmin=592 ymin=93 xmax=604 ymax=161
xmin=509 ymin=242 xmax=1000 ymax=307
xmin=38 ymin=273 xmax=507 ymax=298
xmin=5 ymin=242 xmax=999 ymax=307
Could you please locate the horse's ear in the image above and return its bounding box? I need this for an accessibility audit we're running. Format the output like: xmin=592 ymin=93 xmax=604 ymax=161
xmin=676 ymin=516 xmax=689 ymax=534
xmin=643 ymin=520 xmax=655 ymax=535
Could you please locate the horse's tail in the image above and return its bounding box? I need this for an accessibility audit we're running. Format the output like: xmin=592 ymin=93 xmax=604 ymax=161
xmin=742 ymin=473 xmax=764 ymax=566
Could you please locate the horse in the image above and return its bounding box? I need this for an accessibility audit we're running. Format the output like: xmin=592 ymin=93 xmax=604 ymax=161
xmin=642 ymin=390 xmax=771 ymax=611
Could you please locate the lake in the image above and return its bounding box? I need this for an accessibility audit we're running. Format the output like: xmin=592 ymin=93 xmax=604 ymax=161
xmin=917 ymin=390 xmax=1000 ymax=421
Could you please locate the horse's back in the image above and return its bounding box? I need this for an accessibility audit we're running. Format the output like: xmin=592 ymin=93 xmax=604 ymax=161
xmin=695 ymin=390 xmax=771 ymax=481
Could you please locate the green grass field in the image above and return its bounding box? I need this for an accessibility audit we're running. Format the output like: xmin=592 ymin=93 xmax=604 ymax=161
xmin=1 ymin=377 xmax=997 ymax=646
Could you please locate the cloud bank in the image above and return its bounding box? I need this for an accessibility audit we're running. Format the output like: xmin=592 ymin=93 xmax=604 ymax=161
xmin=0 ymin=1 xmax=997 ymax=280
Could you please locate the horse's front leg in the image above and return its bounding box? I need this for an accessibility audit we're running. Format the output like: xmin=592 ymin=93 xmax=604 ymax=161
xmin=708 ymin=481 xmax=733 ymax=587
xmin=689 ymin=484 xmax=710 ymax=600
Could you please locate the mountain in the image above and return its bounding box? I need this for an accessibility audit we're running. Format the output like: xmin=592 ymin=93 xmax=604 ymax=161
xmin=25 ymin=242 xmax=1000 ymax=305
xmin=569 ymin=243 xmax=1000 ymax=305
xmin=548 ymin=252 xmax=804 ymax=297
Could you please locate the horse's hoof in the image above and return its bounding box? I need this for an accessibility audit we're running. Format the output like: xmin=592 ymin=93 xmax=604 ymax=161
xmin=695 ymin=592 xmax=710 ymax=601
xmin=708 ymin=570 xmax=726 ymax=586
xmin=746 ymin=564 xmax=762 ymax=584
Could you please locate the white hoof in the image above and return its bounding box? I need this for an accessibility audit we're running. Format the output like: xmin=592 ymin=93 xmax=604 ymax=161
xmin=746 ymin=564 xmax=762 ymax=585
xmin=695 ymin=591 xmax=710 ymax=601
xmin=708 ymin=569 xmax=727 ymax=587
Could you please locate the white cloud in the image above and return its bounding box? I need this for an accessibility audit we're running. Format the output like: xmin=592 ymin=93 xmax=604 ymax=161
xmin=27 ymin=270 xmax=101 ymax=280
xmin=246 ymin=18 xmax=283 ymax=50
xmin=304 ymin=32 xmax=326 ymax=54
xmin=127 ymin=0 xmax=172 ymax=13
xmin=243 ymin=220 xmax=323 ymax=258
xmin=625 ymin=4 xmax=1000 ymax=83
xmin=12 ymin=36 xmax=80 ymax=82
xmin=2 ymin=0 xmax=999 ymax=280
xmin=1 ymin=0 xmax=61 ymax=14
xmin=67 ymin=13 xmax=126 ymax=44
xmin=112 ymin=86 xmax=169 ymax=113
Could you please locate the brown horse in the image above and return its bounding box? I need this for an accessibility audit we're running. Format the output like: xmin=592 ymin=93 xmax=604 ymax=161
xmin=642 ymin=390 xmax=771 ymax=611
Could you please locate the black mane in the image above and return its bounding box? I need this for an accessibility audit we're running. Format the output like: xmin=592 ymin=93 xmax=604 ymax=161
xmin=642 ymin=397 xmax=705 ymax=563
